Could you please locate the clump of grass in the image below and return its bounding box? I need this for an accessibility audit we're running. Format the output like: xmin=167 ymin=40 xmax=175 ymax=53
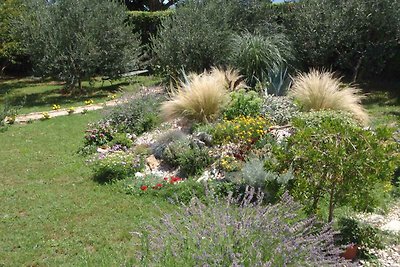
xmin=161 ymin=68 xmax=245 ymax=123
xmin=289 ymin=70 xmax=369 ymax=125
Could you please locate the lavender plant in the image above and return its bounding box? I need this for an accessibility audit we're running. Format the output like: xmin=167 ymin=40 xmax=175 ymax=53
xmin=134 ymin=189 xmax=354 ymax=266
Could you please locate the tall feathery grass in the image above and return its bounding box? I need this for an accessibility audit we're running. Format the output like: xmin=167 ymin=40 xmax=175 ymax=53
xmin=161 ymin=68 xmax=246 ymax=123
xmin=289 ymin=70 xmax=369 ymax=124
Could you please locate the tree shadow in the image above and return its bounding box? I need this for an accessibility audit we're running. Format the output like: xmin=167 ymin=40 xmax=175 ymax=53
xmin=0 ymin=78 xmax=46 ymax=96
xmin=7 ymin=82 xmax=126 ymax=110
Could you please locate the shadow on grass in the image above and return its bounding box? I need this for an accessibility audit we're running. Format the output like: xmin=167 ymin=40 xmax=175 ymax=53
xmin=0 ymin=79 xmax=46 ymax=95
xmin=8 ymin=82 xmax=126 ymax=110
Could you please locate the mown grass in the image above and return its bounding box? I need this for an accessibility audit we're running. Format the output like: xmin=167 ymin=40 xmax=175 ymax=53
xmin=0 ymin=111 xmax=171 ymax=266
xmin=0 ymin=75 xmax=162 ymax=114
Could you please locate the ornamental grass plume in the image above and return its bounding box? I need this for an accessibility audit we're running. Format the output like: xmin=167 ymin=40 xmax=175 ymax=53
xmin=161 ymin=68 xmax=246 ymax=123
xmin=289 ymin=70 xmax=369 ymax=125
xmin=134 ymin=188 xmax=355 ymax=266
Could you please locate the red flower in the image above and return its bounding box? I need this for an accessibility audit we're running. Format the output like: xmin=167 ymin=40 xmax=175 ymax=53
xmin=164 ymin=177 xmax=168 ymax=181
xmin=152 ymin=183 xmax=163 ymax=189
xmin=140 ymin=185 xmax=148 ymax=191
xmin=170 ymin=176 xmax=182 ymax=184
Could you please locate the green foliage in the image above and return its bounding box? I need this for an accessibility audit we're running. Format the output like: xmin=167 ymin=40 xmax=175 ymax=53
xmin=338 ymin=217 xmax=384 ymax=250
xmin=152 ymin=0 xmax=280 ymax=76
xmin=162 ymin=139 xmax=212 ymax=177
xmin=105 ymin=94 xmax=163 ymax=135
xmin=16 ymin=0 xmax=142 ymax=92
xmin=0 ymin=0 xmax=25 ymax=75
xmin=0 ymin=94 xmax=23 ymax=129
xmin=90 ymin=151 xmax=144 ymax=182
xmin=108 ymin=133 xmax=133 ymax=148
xmin=152 ymin=0 xmax=233 ymax=76
xmin=284 ymin=0 xmax=400 ymax=79
xmin=274 ymin=111 xmax=399 ymax=221
xmin=228 ymin=32 xmax=293 ymax=87
xmin=223 ymin=89 xmax=263 ymax=120
xmin=226 ymin=157 xmax=294 ymax=202
xmin=126 ymin=10 xmax=173 ymax=47
xmin=262 ymin=95 xmax=299 ymax=125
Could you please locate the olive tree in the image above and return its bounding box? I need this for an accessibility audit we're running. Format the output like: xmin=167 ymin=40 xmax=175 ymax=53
xmin=17 ymin=0 xmax=142 ymax=93
xmin=286 ymin=0 xmax=400 ymax=80
xmin=0 ymin=0 xmax=25 ymax=76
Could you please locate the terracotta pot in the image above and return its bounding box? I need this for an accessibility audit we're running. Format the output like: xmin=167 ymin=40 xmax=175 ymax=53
xmin=341 ymin=244 xmax=359 ymax=260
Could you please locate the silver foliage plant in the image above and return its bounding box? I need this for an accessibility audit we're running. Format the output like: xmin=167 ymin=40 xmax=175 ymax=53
xmin=262 ymin=94 xmax=300 ymax=125
xmin=134 ymin=188 xmax=355 ymax=266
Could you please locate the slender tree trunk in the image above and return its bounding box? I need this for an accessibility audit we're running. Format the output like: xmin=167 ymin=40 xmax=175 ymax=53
xmin=78 ymin=78 xmax=82 ymax=94
xmin=328 ymin=183 xmax=336 ymax=223
xmin=352 ymin=54 xmax=364 ymax=82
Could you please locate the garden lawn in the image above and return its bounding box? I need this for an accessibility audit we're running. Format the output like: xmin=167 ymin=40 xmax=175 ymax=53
xmin=0 ymin=111 xmax=170 ymax=266
xmin=0 ymin=75 xmax=162 ymax=114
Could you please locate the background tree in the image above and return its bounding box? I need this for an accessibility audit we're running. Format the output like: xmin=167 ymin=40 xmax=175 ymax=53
xmin=122 ymin=0 xmax=177 ymax=11
xmin=16 ymin=0 xmax=142 ymax=93
xmin=284 ymin=0 xmax=400 ymax=81
xmin=0 ymin=0 xmax=25 ymax=77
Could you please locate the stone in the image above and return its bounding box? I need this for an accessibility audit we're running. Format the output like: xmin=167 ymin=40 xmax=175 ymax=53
xmin=146 ymin=155 xmax=160 ymax=171
xmin=381 ymin=220 xmax=400 ymax=232
xmin=195 ymin=132 xmax=213 ymax=146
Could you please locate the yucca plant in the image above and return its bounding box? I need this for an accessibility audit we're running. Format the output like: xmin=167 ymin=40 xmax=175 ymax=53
xmin=289 ymin=70 xmax=369 ymax=125
xmin=161 ymin=68 xmax=246 ymax=123
xmin=229 ymin=32 xmax=293 ymax=87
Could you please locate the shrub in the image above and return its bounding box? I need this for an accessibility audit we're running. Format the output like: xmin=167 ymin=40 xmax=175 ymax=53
xmin=338 ymin=217 xmax=384 ymax=250
xmin=212 ymin=115 xmax=270 ymax=146
xmin=262 ymin=95 xmax=299 ymax=125
xmin=151 ymin=129 xmax=187 ymax=159
xmin=223 ymin=89 xmax=263 ymax=120
xmin=135 ymin=189 xmax=353 ymax=266
xmin=274 ymin=111 xmax=399 ymax=222
xmin=289 ymin=70 xmax=369 ymax=125
xmin=84 ymin=121 xmax=115 ymax=148
xmin=16 ymin=0 xmax=142 ymax=93
xmin=162 ymin=139 xmax=212 ymax=177
xmin=225 ymin=157 xmax=294 ymax=202
xmin=90 ymin=151 xmax=144 ymax=182
xmin=161 ymin=68 xmax=243 ymax=123
xmin=108 ymin=133 xmax=133 ymax=149
xmin=105 ymin=94 xmax=163 ymax=135
xmin=228 ymin=32 xmax=293 ymax=87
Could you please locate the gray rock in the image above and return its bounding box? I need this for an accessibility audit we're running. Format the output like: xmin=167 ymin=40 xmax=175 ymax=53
xmin=195 ymin=132 xmax=213 ymax=146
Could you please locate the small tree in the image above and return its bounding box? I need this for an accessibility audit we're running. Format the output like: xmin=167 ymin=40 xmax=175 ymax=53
xmin=16 ymin=0 xmax=142 ymax=93
xmin=274 ymin=111 xmax=399 ymax=222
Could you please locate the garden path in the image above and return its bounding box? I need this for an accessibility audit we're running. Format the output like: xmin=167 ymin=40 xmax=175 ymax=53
xmin=358 ymin=200 xmax=400 ymax=267
xmin=12 ymin=86 xmax=164 ymax=124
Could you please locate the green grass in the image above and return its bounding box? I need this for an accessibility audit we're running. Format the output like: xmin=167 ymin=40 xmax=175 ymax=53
xmin=0 ymin=75 xmax=162 ymax=114
xmin=0 ymin=111 xmax=171 ymax=266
